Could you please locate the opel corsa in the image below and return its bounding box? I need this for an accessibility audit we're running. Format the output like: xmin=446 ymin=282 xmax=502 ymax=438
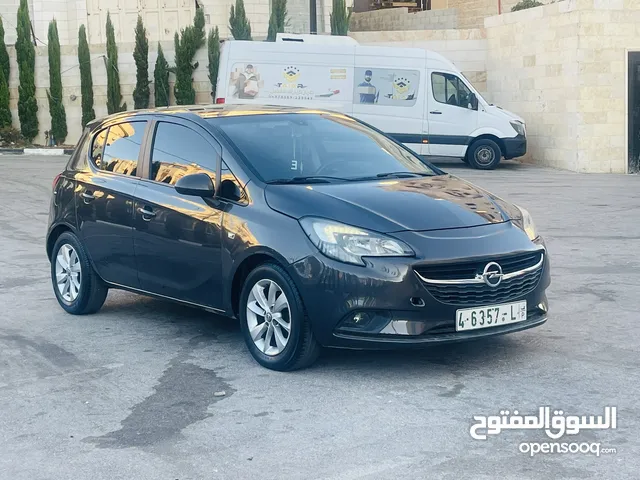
xmin=47 ymin=106 xmax=550 ymax=371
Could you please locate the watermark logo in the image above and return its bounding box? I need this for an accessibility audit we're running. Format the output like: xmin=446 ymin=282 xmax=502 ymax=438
xmin=469 ymin=406 xmax=617 ymax=457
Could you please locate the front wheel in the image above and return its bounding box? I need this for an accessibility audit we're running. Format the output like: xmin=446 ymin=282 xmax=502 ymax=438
xmin=239 ymin=263 xmax=320 ymax=371
xmin=467 ymin=139 xmax=502 ymax=170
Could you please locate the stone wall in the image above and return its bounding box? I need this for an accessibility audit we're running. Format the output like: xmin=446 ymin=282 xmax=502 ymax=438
xmin=485 ymin=0 xmax=639 ymax=173
xmin=350 ymin=7 xmax=458 ymax=31
xmin=349 ymin=29 xmax=488 ymax=96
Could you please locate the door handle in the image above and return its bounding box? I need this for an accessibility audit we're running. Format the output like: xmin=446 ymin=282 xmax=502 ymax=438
xmin=81 ymin=191 xmax=95 ymax=203
xmin=430 ymin=111 xmax=442 ymax=115
xmin=137 ymin=207 xmax=156 ymax=220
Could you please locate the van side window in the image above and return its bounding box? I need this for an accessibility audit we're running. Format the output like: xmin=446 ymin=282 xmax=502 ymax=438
xmin=431 ymin=73 xmax=472 ymax=109
xmin=353 ymin=68 xmax=420 ymax=107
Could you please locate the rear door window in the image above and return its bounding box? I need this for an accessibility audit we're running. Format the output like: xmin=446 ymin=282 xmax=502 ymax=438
xmin=100 ymin=121 xmax=147 ymax=176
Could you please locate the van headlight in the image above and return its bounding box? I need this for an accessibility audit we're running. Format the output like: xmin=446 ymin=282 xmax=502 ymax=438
xmin=514 ymin=205 xmax=538 ymax=241
xmin=510 ymin=121 xmax=525 ymax=136
xmin=299 ymin=217 xmax=415 ymax=265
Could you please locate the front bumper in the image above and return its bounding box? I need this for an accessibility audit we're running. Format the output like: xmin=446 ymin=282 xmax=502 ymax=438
xmin=288 ymin=223 xmax=550 ymax=349
xmin=503 ymin=134 xmax=527 ymax=159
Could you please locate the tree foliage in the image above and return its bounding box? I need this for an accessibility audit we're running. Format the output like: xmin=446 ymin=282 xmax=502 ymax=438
xmin=47 ymin=20 xmax=67 ymax=144
xmin=154 ymin=43 xmax=170 ymax=107
xmin=78 ymin=25 xmax=95 ymax=127
xmin=511 ymin=0 xmax=544 ymax=11
xmin=330 ymin=0 xmax=351 ymax=36
xmin=16 ymin=0 xmax=38 ymax=141
xmin=207 ymin=27 xmax=220 ymax=101
xmin=267 ymin=0 xmax=287 ymax=42
xmin=229 ymin=0 xmax=252 ymax=40
xmin=105 ymin=12 xmax=126 ymax=114
xmin=173 ymin=8 xmax=206 ymax=105
xmin=133 ymin=15 xmax=150 ymax=109
xmin=0 ymin=18 xmax=10 ymax=86
xmin=0 ymin=18 xmax=11 ymax=128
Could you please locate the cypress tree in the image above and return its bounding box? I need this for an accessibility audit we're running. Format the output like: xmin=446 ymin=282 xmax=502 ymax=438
xmin=173 ymin=8 xmax=206 ymax=105
xmin=0 ymin=18 xmax=10 ymax=86
xmin=0 ymin=70 xmax=11 ymax=128
xmin=16 ymin=0 xmax=38 ymax=141
xmin=267 ymin=0 xmax=287 ymax=42
xmin=78 ymin=25 xmax=95 ymax=127
xmin=330 ymin=0 xmax=351 ymax=36
xmin=207 ymin=27 xmax=220 ymax=100
xmin=0 ymin=18 xmax=11 ymax=128
xmin=133 ymin=15 xmax=150 ymax=109
xmin=105 ymin=12 xmax=126 ymax=114
xmin=229 ymin=0 xmax=252 ymax=40
xmin=47 ymin=20 xmax=67 ymax=144
xmin=153 ymin=43 xmax=169 ymax=107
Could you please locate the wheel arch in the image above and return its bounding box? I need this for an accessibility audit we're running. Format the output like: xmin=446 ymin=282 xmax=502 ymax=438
xmin=46 ymin=223 xmax=76 ymax=261
xmin=467 ymin=134 xmax=506 ymax=158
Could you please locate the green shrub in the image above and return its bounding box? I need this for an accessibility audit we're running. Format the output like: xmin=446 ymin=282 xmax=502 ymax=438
xmin=511 ymin=0 xmax=544 ymax=12
xmin=229 ymin=0 xmax=252 ymax=40
xmin=330 ymin=0 xmax=351 ymax=36
xmin=0 ymin=126 xmax=23 ymax=145
xmin=154 ymin=43 xmax=170 ymax=107
xmin=16 ymin=0 xmax=38 ymax=142
xmin=207 ymin=27 xmax=220 ymax=100
xmin=133 ymin=15 xmax=150 ymax=109
xmin=78 ymin=25 xmax=96 ymax=127
xmin=267 ymin=0 xmax=287 ymax=42
xmin=47 ymin=20 xmax=67 ymax=145
xmin=173 ymin=8 xmax=206 ymax=105
xmin=105 ymin=12 xmax=126 ymax=114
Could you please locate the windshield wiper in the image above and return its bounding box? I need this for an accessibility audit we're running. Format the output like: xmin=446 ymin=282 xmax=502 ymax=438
xmin=267 ymin=175 xmax=347 ymax=185
xmin=375 ymin=171 xmax=435 ymax=179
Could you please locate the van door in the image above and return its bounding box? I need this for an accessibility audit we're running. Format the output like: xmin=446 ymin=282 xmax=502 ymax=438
xmin=427 ymin=70 xmax=478 ymax=157
xmin=353 ymin=46 xmax=427 ymax=155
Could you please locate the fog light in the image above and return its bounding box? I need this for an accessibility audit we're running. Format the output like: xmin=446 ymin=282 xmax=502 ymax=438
xmin=353 ymin=312 xmax=369 ymax=325
xmin=337 ymin=311 xmax=393 ymax=333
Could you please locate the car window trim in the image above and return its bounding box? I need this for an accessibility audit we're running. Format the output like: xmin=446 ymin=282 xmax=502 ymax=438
xmin=143 ymin=117 xmax=224 ymax=192
xmin=88 ymin=120 xmax=150 ymax=179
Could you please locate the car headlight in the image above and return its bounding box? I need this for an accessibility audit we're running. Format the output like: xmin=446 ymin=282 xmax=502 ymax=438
xmin=299 ymin=217 xmax=415 ymax=265
xmin=514 ymin=205 xmax=538 ymax=241
xmin=510 ymin=121 xmax=525 ymax=136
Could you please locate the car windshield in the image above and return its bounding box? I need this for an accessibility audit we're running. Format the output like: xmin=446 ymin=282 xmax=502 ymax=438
xmin=208 ymin=113 xmax=440 ymax=183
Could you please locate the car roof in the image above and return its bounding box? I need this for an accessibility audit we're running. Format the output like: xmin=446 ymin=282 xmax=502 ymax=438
xmin=87 ymin=104 xmax=339 ymax=130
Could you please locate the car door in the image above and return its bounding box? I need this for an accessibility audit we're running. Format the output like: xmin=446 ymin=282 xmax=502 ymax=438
xmin=427 ymin=71 xmax=478 ymax=157
xmin=133 ymin=119 xmax=225 ymax=309
xmin=75 ymin=119 xmax=149 ymax=288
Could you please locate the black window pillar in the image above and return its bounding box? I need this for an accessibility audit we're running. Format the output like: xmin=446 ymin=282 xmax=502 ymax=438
xmin=310 ymin=0 xmax=317 ymax=34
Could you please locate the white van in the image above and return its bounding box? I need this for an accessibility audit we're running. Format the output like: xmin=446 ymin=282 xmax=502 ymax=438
xmin=215 ymin=35 xmax=526 ymax=169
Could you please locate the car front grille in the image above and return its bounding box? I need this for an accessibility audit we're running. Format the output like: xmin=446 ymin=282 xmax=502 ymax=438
xmin=413 ymin=251 xmax=544 ymax=306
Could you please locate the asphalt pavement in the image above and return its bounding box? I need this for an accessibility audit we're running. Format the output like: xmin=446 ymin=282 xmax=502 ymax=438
xmin=0 ymin=155 xmax=638 ymax=479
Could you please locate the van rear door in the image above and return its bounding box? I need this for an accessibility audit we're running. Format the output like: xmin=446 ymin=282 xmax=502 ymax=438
xmin=352 ymin=46 xmax=427 ymax=155
xmin=426 ymin=69 xmax=479 ymax=157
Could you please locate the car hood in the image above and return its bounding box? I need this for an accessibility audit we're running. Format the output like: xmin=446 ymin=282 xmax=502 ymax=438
xmin=264 ymin=174 xmax=521 ymax=233
xmin=485 ymin=104 xmax=525 ymax=124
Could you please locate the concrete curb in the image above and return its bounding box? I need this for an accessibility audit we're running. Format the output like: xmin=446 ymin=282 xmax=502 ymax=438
xmin=0 ymin=148 xmax=74 ymax=155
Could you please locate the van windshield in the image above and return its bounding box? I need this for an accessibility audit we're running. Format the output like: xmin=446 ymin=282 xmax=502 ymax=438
xmin=208 ymin=113 xmax=440 ymax=183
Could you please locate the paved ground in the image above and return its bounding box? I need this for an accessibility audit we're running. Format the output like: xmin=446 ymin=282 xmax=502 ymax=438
xmin=0 ymin=155 xmax=638 ymax=480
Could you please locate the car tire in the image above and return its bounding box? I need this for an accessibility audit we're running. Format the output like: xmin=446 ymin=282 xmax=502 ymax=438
xmin=51 ymin=231 xmax=108 ymax=315
xmin=239 ymin=262 xmax=321 ymax=371
xmin=467 ymin=139 xmax=502 ymax=170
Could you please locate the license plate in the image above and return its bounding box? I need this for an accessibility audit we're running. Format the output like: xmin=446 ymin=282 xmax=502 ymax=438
xmin=456 ymin=301 xmax=527 ymax=332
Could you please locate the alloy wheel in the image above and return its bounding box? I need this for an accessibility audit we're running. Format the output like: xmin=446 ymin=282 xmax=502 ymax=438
xmin=55 ymin=244 xmax=82 ymax=302
xmin=246 ymin=279 xmax=292 ymax=356
xmin=475 ymin=146 xmax=495 ymax=166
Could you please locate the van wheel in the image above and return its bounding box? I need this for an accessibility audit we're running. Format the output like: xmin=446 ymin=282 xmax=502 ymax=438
xmin=239 ymin=263 xmax=320 ymax=371
xmin=467 ymin=139 xmax=502 ymax=170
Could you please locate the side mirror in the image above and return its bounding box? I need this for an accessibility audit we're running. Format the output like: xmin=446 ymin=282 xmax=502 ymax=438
xmin=469 ymin=93 xmax=479 ymax=111
xmin=219 ymin=178 xmax=242 ymax=202
xmin=175 ymin=173 xmax=215 ymax=197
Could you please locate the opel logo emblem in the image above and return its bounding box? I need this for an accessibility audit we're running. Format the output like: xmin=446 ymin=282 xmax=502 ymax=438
xmin=482 ymin=262 xmax=503 ymax=288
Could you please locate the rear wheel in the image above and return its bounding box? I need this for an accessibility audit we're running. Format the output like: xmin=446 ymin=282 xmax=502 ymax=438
xmin=467 ymin=139 xmax=502 ymax=170
xmin=51 ymin=232 xmax=108 ymax=315
xmin=239 ymin=263 xmax=320 ymax=371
